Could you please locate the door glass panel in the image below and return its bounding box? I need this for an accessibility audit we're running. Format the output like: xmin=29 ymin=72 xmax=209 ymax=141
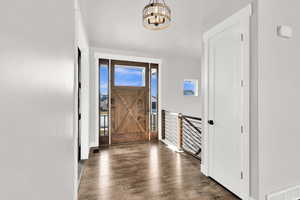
xmin=99 ymin=62 xmax=109 ymax=137
xmin=150 ymin=68 xmax=158 ymax=131
xmin=114 ymin=65 xmax=145 ymax=87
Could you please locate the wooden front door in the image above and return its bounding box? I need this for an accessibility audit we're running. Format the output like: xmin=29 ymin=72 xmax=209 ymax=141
xmin=111 ymin=60 xmax=149 ymax=144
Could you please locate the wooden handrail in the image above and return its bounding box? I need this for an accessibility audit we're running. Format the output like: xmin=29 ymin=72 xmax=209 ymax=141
xmin=181 ymin=115 xmax=202 ymax=121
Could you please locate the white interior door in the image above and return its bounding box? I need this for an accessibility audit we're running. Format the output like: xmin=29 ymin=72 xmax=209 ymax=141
xmin=208 ymin=23 xmax=244 ymax=198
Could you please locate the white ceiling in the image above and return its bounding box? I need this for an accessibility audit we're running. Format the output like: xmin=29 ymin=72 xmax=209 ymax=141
xmin=79 ymin=0 xmax=251 ymax=58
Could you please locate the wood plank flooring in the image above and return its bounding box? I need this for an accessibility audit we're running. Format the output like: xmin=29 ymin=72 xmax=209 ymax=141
xmin=78 ymin=142 xmax=239 ymax=200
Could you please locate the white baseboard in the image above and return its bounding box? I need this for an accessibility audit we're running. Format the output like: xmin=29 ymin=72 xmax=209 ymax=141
xmin=160 ymin=139 xmax=182 ymax=152
xmin=266 ymin=185 xmax=300 ymax=200
xmin=200 ymin=164 xmax=208 ymax=176
xmin=160 ymin=139 xmax=173 ymax=147
xmin=86 ymin=146 xmax=90 ymax=159
xmin=89 ymin=142 xmax=98 ymax=148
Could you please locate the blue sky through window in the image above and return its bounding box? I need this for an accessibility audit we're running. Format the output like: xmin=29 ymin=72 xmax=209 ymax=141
xmin=151 ymin=70 xmax=158 ymax=113
xmin=151 ymin=70 xmax=158 ymax=98
xmin=100 ymin=65 xmax=108 ymax=95
xmin=99 ymin=65 xmax=158 ymax=97
xmin=184 ymin=80 xmax=196 ymax=96
xmin=114 ymin=66 xmax=145 ymax=87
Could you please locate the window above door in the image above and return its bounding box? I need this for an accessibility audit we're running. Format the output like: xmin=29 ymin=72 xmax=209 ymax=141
xmin=114 ymin=65 xmax=146 ymax=87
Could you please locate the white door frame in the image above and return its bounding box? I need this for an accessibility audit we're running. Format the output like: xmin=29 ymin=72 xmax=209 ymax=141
xmin=93 ymin=51 xmax=162 ymax=146
xmin=201 ymin=4 xmax=252 ymax=199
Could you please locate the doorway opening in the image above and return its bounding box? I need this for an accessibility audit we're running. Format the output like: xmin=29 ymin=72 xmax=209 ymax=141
xmin=98 ymin=59 xmax=160 ymax=146
xmin=202 ymin=5 xmax=251 ymax=199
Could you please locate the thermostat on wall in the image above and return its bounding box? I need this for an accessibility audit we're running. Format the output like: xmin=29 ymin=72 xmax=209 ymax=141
xmin=277 ymin=25 xmax=293 ymax=39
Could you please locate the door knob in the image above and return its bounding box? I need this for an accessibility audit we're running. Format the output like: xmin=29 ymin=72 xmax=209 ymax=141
xmin=208 ymin=120 xmax=214 ymax=125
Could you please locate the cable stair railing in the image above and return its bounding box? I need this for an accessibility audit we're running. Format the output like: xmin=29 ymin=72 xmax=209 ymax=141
xmin=162 ymin=110 xmax=202 ymax=159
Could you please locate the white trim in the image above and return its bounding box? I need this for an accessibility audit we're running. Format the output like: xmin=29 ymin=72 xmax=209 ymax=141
xmin=160 ymin=139 xmax=183 ymax=153
xmin=160 ymin=139 xmax=169 ymax=146
xmin=89 ymin=141 xmax=98 ymax=148
xmin=94 ymin=57 xmax=99 ymax=147
xmin=241 ymin=12 xmax=251 ymax=200
xmin=158 ymin=60 xmax=163 ymax=140
xmin=148 ymin=63 xmax=151 ymax=140
xmin=77 ymin=161 xmax=86 ymax=190
xmin=75 ymin=5 xmax=90 ymax=161
xmin=266 ymin=185 xmax=300 ymax=200
xmin=108 ymin=60 xmax=112 ymax=145
xmin=202 ymin=4 xmax=252 ymax=200
xmin=200 ymin=164 xmax=208 ymax=176
xmin=203 ymin=4 xmax=252 ymax=40
xmin=93 ymin=51 xmax=163 ymax=145
xmin=73 ymin=45 xmax=78 ymax=200
xmin=163 ymin=110 xmax=179 ymax=116
xmin=201 ymin=36 xmax=209 ymax=177
xmin=78 ymin=47 xmax=90 ymax=160
xmin=94 ymin=52 xmax=161 ymax=65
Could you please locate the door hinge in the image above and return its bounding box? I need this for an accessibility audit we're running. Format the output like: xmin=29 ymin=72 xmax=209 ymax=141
xmin=79 ymin=82 xmax=82 ymax=89
xmin=79 ymin=113 xmax=81 ymax=120
xmin=241 ymin=80 xmax=244 ymax=87
xmin=241 ymin=171 xmax=244 ymax=179
xmin=241 ymin=125 xmax=244 ymax=134
xmin=241 ymin=33 xmax=244 ymax=41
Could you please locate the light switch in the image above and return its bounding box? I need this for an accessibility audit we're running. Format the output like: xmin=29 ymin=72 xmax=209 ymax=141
xmin=277 ymin=25 xmax=293 ymax=39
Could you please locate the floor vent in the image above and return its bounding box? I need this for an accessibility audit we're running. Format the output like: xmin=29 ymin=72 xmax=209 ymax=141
xmin=267 ymin=185 xmax=300 ymax=200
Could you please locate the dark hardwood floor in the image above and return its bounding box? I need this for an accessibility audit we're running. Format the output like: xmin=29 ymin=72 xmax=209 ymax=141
xmin=78 ymin=142 xmax=239 ymax=200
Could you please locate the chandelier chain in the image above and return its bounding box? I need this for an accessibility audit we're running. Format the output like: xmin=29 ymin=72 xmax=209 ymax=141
xmin=148 ymin=0 xmax=166 ymax=5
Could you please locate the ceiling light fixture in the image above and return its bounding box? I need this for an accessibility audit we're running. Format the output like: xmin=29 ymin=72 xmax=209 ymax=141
xmin=143 ymin=0 xmax=171 ymax=30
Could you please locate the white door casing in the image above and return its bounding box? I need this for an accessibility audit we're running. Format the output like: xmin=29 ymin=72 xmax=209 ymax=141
xmin=202 ymin=4 xmax=251 ymax=200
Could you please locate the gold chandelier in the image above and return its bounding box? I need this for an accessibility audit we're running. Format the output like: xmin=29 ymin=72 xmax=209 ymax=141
xmin=143 ymin=0 xmax=171 ymax=30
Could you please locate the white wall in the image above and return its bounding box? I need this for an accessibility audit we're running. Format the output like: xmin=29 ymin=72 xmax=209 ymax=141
xmin=258 ymin=0 xmax=300 ymax=199
xmin=76 ymin=1 xmax=90 ymax=159
xmin=88 ymin=48 xmax=202 ymax=146
xmin=0 ymin=0 xmax=75 ymax=200
xmin=161 ymin=55 xmax=202 ymax=117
